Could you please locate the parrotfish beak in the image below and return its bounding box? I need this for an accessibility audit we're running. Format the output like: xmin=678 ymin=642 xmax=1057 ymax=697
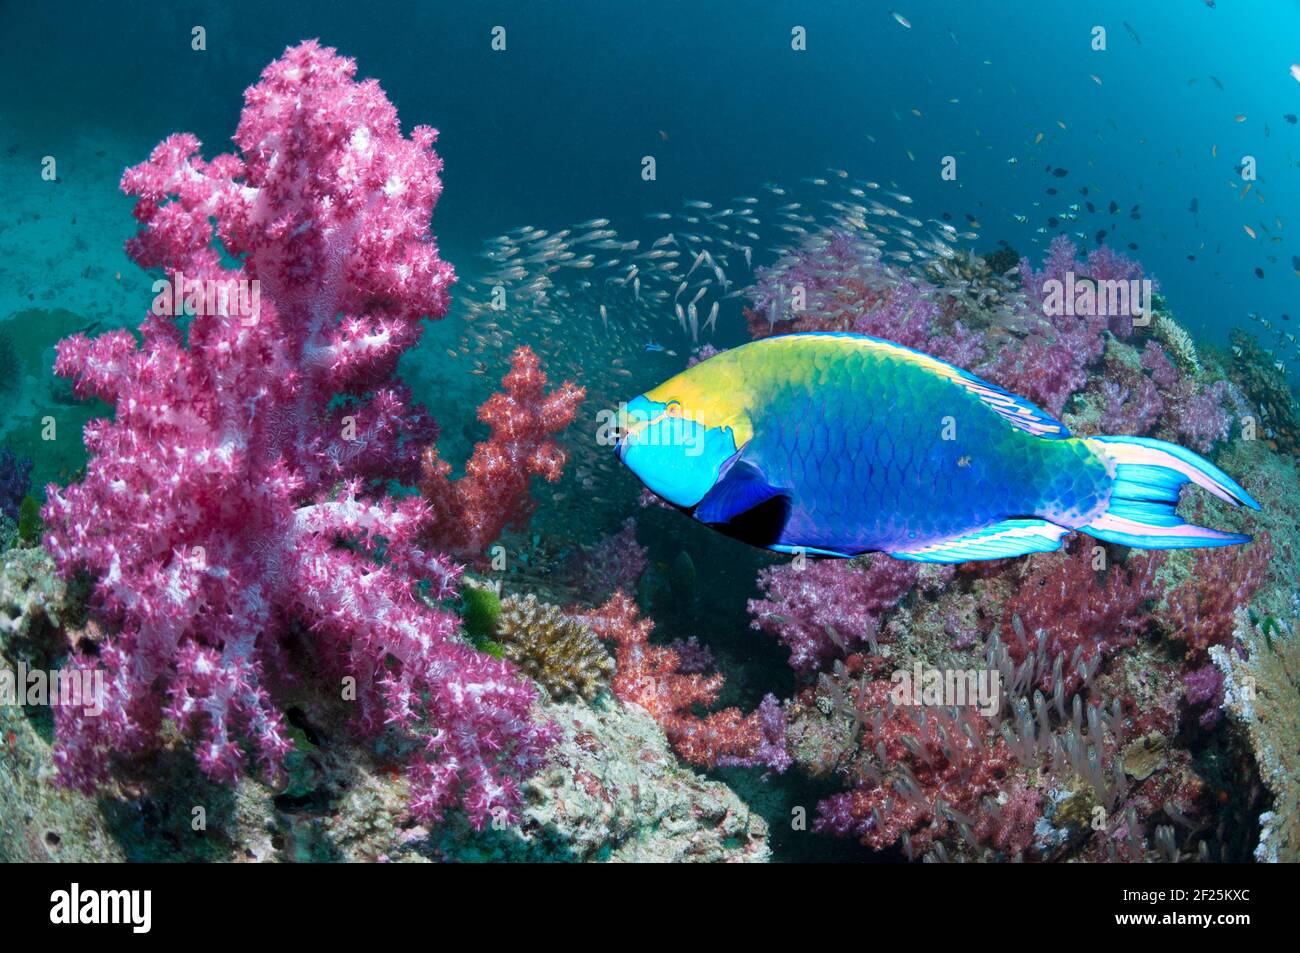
xmin=615 ymin=394 xmax=739 ymax=508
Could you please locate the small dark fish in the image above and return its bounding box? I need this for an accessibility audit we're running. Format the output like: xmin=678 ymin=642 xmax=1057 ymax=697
xmin=1128 ymin=243 xmax=1139 ymax=250
xmin=1109 ymin=200 xmax=1120 ymax=214
xmin=286 ymin=706 xmax=324 ymax=747
xmin=1210 ymin=75 xmax=1223 ymax=90
xmin=1086 ymin=201 xmax=1096 ymax=214
xmin=1123 ymin=21 xmax=1141 ymax=44
xmin=1047 ymin=216 xmax=1059 ymax=228
xmin=1046 ymin=187 xmax=1058 ymax=195
xmin=1079 ymin=186 xmax=1089 ymax=195
xmin=1095 ymin=229 xmax=1107 ymax=244
xmin=1285 ymin=114 xmax=1298 ymax=125
xmin=1052 ymin=167 xmax=1068 ymax=178
xmin=1255 ymin=267 xmax=1265 ymax=279
xmin=1291 ymin=254 xmax=1300 ymax=271
xmin=1188 ymin=254 xmax=1197 ymax=261
xmin=942 ymin=211 xmax=952 ymax=220
xmin=1189 ymin=197 xmax=1199 ymax=214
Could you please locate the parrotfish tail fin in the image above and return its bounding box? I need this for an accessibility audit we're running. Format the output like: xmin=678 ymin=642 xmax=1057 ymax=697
xmin=1080 ymin=436 xmax=1259 ymax=549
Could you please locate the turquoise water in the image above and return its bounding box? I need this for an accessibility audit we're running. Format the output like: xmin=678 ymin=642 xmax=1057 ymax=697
xmin=7 ymin=2 xmax=1300 ymax=353
xmin=1 ymin=1 xmax=1297 ymax=864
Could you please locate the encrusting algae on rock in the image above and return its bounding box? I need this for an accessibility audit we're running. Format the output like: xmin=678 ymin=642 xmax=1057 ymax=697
xmin=1214 ymin=611 xmax=1300 ymax=863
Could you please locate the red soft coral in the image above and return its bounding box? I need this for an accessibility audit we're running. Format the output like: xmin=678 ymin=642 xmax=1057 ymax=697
xmin=581 ymin=592 xmax=788 ymax=771
xmin=1002 ymin=544 xmax=1161 ymax=696
xmin=420 ymin=346 xmax=584 ymax=560
xmin=1165 ymin=535 xmax=1272 ymax=658
xmin=814 ymin=677 xmax=1025 ymax=857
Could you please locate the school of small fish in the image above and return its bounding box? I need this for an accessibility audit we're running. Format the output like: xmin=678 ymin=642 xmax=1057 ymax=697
xmin=447 ymin=3 xmax=1299 ymax=496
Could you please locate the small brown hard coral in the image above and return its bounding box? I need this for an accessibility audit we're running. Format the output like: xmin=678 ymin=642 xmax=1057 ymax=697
xmin=496 ymin=593 xmax=613 ymax=701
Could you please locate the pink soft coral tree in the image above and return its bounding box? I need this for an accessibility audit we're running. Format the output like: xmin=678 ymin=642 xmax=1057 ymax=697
xmin=42 ymin=41 xmax=557 ymax=827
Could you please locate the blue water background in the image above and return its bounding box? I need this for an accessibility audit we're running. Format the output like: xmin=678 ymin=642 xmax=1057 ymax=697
xmin=3 ymin=0 xmax=1299 ymax=353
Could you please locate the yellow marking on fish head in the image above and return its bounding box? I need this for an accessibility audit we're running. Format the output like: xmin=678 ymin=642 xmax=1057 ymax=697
xmin=643 ymin=354 xmax=755 ymax=448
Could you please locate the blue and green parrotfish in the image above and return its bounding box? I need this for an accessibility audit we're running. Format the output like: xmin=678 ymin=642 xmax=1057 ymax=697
xmin=614 ymin=333 xmax=1259 ymax=562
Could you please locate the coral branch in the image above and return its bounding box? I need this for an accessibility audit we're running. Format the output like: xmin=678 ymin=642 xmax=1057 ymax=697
xmin=582 ymin=592 xmax=789 ymax=772
xmin=420 ymin=346 xmax=584 ymax=559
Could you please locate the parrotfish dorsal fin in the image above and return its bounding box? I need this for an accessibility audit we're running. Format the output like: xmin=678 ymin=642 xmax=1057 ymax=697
xmin=942 ymin=368 xmax=1071 ymax=438
xmin=693 ymin=460 xmax=792 ymax=547
xmin=889 ymin=518 xmax=1069 ymax=563
xmin=782 ymin=332 xmax=1071 ymax=439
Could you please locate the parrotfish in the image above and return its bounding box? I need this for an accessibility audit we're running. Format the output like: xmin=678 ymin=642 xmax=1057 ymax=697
xmin=614 ymin=333 xmax=1259 ymax=562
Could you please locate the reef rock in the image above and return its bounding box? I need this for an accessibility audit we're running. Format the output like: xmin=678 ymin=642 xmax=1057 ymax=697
xmin=1214 ymin=611 xmax=1300 ymax=863
xmin=422 ymin=693 xmax=771 ymax=862
xmin=0 ymin=544 xmax=768 ymax=863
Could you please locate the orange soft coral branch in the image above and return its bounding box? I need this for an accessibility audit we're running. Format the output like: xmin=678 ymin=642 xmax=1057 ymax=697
xmin=581 ymin=591 xmax=777 ymax=770
xmin=420 ymin=345 xmax=584 ymax=559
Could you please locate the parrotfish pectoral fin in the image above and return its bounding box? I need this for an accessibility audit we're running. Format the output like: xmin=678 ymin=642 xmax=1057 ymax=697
xmin=1080 ymin=436 xmax=1258 ymax=549
xmin=889 ymin=518 xmax=1069 ymax=563
xmin=693 ymin=460 xmax=792 ymax=547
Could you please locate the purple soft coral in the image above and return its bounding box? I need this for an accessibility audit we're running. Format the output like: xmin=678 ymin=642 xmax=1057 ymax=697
xmin=749 ymin=557 xmax=920 ymax=673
